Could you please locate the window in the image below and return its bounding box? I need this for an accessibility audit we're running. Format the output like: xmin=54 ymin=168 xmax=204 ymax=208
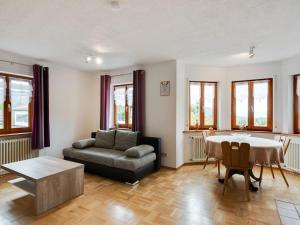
xmin=189 ymin=81 xmax=218 ymax=130
xmin=294 ymin=75 xmax=300 ymax=133
xmin=231 ymin=79 xmax=273 ymax=131
xmin=0 ymin=74 xmax=33 ymax=134
xmin=113 ymin=84 xmax=133 ymax=129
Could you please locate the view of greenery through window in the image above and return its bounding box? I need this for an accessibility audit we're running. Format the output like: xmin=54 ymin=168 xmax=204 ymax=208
xmin=190 ymin=83 xmax=200 ymax=126
xmin=0 ymin=103 xmax=3 ymax=129
xmin=234 ymin=80 xmax=270 ymax=128
xmin=204 ymin=84 xmax=214 ymax=125
xmin=253 ymin=81 xmax=268 ymax=127
xmin=235 ymin=82 xmax=248 ymax=127
xmin=190 ymin=82 xmax=216 ymax=128
xmin=114 ymin=84 xmax=133 ymax=127
xmin=11 ymin=99 xmax=29 ymax=128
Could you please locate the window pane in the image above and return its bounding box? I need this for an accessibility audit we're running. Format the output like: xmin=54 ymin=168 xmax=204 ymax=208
xmin=253 ymin=81 xmax=268 ymax=127
xmin=298 ymin=95 xmax=300 ymax=129
xmin=11 ymin=104 xmax=29 ymax=128
xmin=190 ymin=82 xmax=200 ymax=126
xmin=0 ymin=103 xmax=3 ymax=129
xmin=114 ymin=86 xmax=126 ymax=125
xmin=0 ymin=77 xmax=6 ymax=129
xmin=127 ymin=86 xmax=133 ymax=125
xmin=204 ymin=84 xmax=215 ymax=126
xmin=10 ymin=79 xmax=32 ymax=128
xmin=235 ymin=82 xmax=248 ymax=127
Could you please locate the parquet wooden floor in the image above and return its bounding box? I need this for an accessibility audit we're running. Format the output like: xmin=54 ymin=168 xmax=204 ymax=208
xmin=0 ymin=164 xmax=300 ymax=225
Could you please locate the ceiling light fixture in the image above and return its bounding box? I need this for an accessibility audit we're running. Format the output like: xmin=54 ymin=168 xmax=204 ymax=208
xmin=85 ymin=56 xmax=92 ymax=63
xmin=85 ymin=56 xmax=103 ymax=65
xmin=110 ymin=0 xmax=121 ymax=11
xmin=95 ymin=57 xmax=103 ymax=64
xmin=249 ymin=46 xmax=255 ymax=58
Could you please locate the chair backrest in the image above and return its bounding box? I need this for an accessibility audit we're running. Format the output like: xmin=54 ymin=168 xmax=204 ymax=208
xmin=274 ymin=135 xmax=281 ymax=142
xmin=274 ymin=135 xmax=286 ymax=143
xmin=202 ymin=131 xmax=208 ymax=144
xmin=282 ymin=137 xmax=291 ymax=155
xmin=274 ymin=135 xmax=291 ymax=155
xmin=221 ymin=141 xmax=251 ymax=169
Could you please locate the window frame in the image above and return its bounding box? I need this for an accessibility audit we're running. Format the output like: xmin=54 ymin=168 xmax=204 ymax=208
xmin=231 ymin=78 xmax=273 ymax=131
xmin=293 ymin=75 xmax=300 ymax=133
xmin=113 ymin=83 xmax=133 ymax=129
xmin=0 ymin=73 xmax=33 ymax=135
xmin=189 ymin=81 xmax=218 ymax=130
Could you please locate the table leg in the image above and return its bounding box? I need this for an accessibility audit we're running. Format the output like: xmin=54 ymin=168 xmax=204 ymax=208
xmin=249 ymin=168 xmax=261 ymax=181
xmin=218 ymin=168 xmax=258 ymax=192
xmin=35 ymin=166 xmax=84 ymax=215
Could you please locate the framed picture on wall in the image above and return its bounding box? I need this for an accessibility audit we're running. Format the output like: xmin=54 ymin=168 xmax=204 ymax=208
xmin=160 ymin=81 xmax=170 ymax=96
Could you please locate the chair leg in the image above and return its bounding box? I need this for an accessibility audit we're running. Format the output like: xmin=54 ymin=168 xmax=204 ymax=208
xmin=259 ymin=165 xmax=264 ymax=187
xmin=244 ymin=170 xmax=250 ymax=201
xmin=270 ymin=165 xmax=275 ymax=179
xmin=217 ymin=160 xmax=220 ymax=178
xmin=277 ymin=162 xmax=289 ymax=187
xmin=203 ymin=156 xmax=209 ymax=169
xmin=223 ymin=169 xmax=230 ymax=195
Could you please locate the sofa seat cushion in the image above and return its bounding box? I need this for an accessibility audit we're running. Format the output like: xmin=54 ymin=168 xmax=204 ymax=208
xmin=113 ymin=153 xmax=156 ymax=171
xmin=63 ymin=147 xmax=124 ymax=167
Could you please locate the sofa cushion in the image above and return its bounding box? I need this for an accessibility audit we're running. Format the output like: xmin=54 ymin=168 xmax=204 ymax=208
xmin=114 ymin=130 xmax=138 ymax=151
xmin=113 ymin=153 xmax=156 ymax=171
xmin=72 ymin=138 xmax=95 ymax=149
xmin=95 ymin=130 xmax=115 ymax=149
xmin=63 ymin=147 xmax=124 ymax=167
xmin=125 ymin=145 xmax=154 ymax=158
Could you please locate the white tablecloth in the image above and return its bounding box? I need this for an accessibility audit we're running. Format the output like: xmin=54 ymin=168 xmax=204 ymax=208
xmin=205 ymin=135 xmax=284 ymax=164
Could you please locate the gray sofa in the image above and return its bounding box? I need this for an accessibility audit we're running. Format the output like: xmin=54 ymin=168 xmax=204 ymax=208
xmin=63 ymin=130 xmax=161 ymax=183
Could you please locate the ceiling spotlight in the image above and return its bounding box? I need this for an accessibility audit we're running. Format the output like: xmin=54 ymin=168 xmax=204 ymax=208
xmin=249 ymin=46 xmax=255 ymax=58
xmin=110 ymin=0 xmax=121 ymax=11
xmin=95 ymin=57 xmax=103 ymax=64
xmin=85 ymin=56 xmax=92 ymax=63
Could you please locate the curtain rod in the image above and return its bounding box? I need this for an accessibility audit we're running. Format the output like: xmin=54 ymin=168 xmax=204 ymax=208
xmin=0 ymin=59 xmax=32 ymax=67
xmin=111 ymin=72 xmax=132 ymax=77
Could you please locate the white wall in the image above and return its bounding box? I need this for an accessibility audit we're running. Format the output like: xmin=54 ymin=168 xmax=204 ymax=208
xmin=41 ymin=64 xmax=99 ymax=157
xmin=144 ymin=61 xmax=177 ymax=168
xmin=106 ymin=61 xmax=177 ymax=168
xmin=0 ymin=49 xmax=99 ymax=158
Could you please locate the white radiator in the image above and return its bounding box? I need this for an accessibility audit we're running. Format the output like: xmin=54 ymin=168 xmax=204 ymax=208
xmin=191 ymin=136 xmax=206 ymax=161
xmin=0 ymin=137 xmax=32 ymax=175
xmin=285 ymin=140 xmax=300 ymax=173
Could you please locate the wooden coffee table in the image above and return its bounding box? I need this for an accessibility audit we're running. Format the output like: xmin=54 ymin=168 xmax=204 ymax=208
xmin=1 ymin=156 xmax=84 ymax=215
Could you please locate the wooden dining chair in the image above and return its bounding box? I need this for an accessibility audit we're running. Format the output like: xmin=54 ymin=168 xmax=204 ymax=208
xmin=259 ymin=136 xmax=290 ymax=187
xmin=221 ymin=141 xmax=251 ymax=201
xmin=271 ymin=136 xmax=290 ymax=186
xmin=203 ymin=131 xmax=220 ymax=177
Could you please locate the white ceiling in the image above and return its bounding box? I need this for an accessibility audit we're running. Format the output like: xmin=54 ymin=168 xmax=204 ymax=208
xmin=1 ymin=0 xmax=300 ymax=70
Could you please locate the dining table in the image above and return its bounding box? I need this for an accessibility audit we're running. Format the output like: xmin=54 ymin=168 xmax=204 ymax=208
xmin=205 ymin=134 xmax=284 ymax=191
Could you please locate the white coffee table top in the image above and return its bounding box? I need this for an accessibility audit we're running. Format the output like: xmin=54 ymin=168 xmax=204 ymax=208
xmin=1 ymin=156 xmax=83 ymax=181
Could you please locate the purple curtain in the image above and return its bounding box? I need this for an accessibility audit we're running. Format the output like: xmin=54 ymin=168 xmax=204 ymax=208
xmin=32 ymin=65 xmax=50 ymax=149
xmin=100 ymin=75 xmax=111 ymax=130
xmin=132 ymin=70 xmax=145 ymax=133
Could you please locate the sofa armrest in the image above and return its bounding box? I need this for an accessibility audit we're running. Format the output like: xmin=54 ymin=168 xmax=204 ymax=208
xmin=140 ymin=136 xmax=161 ymax=171
xmin=72 ymin=138 xmax=95 ymax=149
xmin=125 ymin=145 xmax=154 ymax=158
